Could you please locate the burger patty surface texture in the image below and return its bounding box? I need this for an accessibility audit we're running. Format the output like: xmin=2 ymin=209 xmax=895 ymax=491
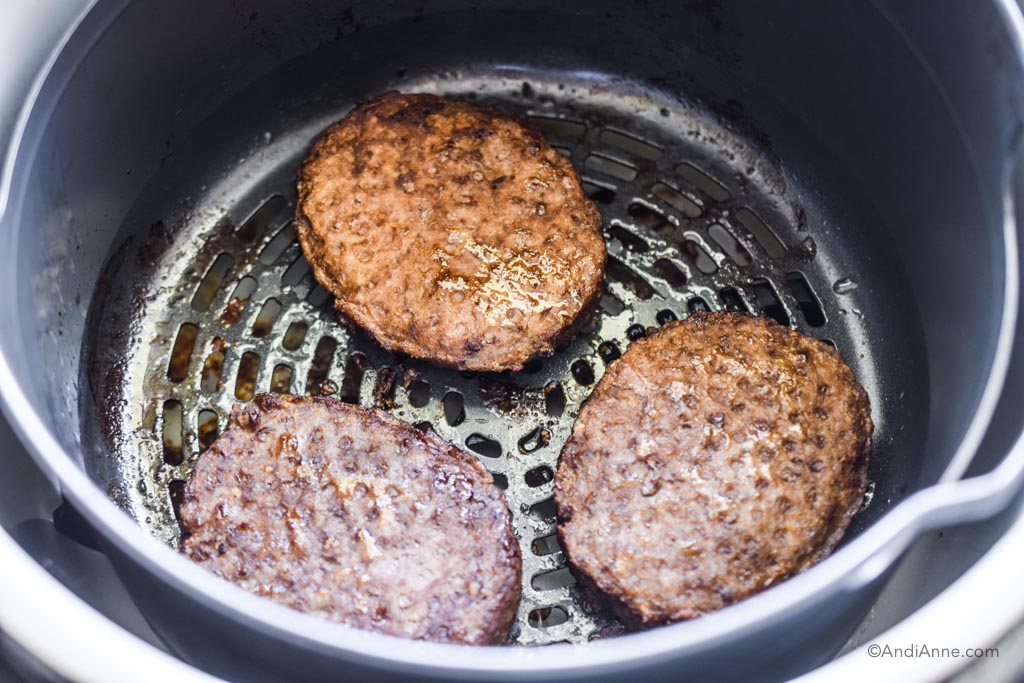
xmin=180 ymin=393 xmax=522 ymax=644
xmin=555 ymin=312 xmax=872 ymax=627
xmin=295 ymin=91 xmax=606 ymax=371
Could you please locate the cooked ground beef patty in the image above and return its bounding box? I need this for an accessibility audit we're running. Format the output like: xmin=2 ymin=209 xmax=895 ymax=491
xmin=295 ymin=91 xmax=605 ymax=371
xmin=179 ymin=393 xmax=521 ymax=645
xmin=555 ymin=312 xmax=872 ymax=627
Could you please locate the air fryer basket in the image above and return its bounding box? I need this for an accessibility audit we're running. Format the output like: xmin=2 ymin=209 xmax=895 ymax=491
xmin=2 ymin=0 xmax=1024 ymax=681
xmin=85 ymin=67 xmax=915 ymax=644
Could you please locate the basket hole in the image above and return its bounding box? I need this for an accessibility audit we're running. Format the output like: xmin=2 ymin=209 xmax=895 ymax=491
xmin=606 ymin=257 xmax=656 ymax=300
xmin=259 ymin=223 xmax=297 ymax=265
xmin=718 ymin=287 xmax=749 ymax=313
xmin=532 ymin=566 xmax=576 ymax=591
xmin=582 ymin=181 xmax=616 ymax=205
xmin=251 ymin=298 xmax=282 ymax=338
xmin=576 ymin=313 xmax=599 ymax=337
xmin=626 ymin=203 xmax=672 ymax=232
xmin=820 ymin=338 xmax=838 ymax=350
xmin=608 ymin=224 xmax=650 ymax=253
xmin=161 ymin=400 xmax=183 ymax=466
xmin=571 ymin=360 xmax=595 ymax=385
xmin=220 ymin=277 xmax=257 ymax=326
xmin=554 ymin=146 xmax=573 ymax=159
xmin=282 ymin=254 xmax=311 ymax=287
xmin=529 ymin=606 xmax=570 ymax=629
xmin=169 ymin=480 xmax=186 ymax=523
xmin=525 ymin=464 xmax=554 ymax=486
xmin=544 ymin=382 xmax=566 ymax=417
xmin=167 ymin=323 xmax=198 ymax=383
xmin=531 ymin=533 xmax=561 ymax=556
xmin=597 ymin=340 xmax=621 ymax=363
xmin=675 ymin=162 xmax=730 ymax=202
xmin=191 ymin=254 xmax=234 ymax=311
xmin=466 ymin=434 xmax=502 ymax=459
xmin=521 ymin=358 xmax=544 ymax=374
xmin=282 ymin=321 xmax=308 ymax=351
xmin=442 ymin=391 xmax=466 ymax=426
xmin=653 ymin=259 xmax=687 ymax=289
xmin=652 ymin=182 xmax=702 ymax=218
xmin=585 ymin=154 xmax=637 ymax=182
xmin=237 ymin=195 xmax=288 ymax=243
xmin=599 ymin=288 xmax=626 ymax=316
xmin=142 ymin=403 xmax=158 ymax=431
xmin=305 ymin=336 xmax=338 ymax=395
xmin=491 ymin=472 xmax=509 ymax=490
xmin=200 ymin=351 xmax=225 ymax=393
xmin=553 ymin=337 xmax=574 ymax=354
xmin=656 ymin=309 xmax=678 ymax=325
xmin=527 ymin=116 xmax=586 ymax=141
xmin=680 ymin=239 xmax=717 ymax=274
xmin=197 ymin=409 xmax=219 ymax=451
xmin=786 ymin=272 xmax=826 ymax=327
xmin=688 ymin=297 xmax=711 ymax=313
xmin=519 ymin=428 xmax=551 ymax=455
xmin=599 ymin=129 xmax=662 ymax=160
xmin=234 ymin=352 xmax=260 ymax=401
xmin=407 ymin=379 xmax=431 ymax=408
xmin=709 ymin=224 xmax=753 ymax=267
xmin=735 ymin=208 xmax=786 ymax=259
xmin=529 ymin=497 xmax=558 ymax=523
xmin=307 ymin=284 xmax=331 ymax=308
xmin=413 ymin=421 xmax=434 ymax=433
xmin=338 ymin=351 xmax=367 ymax=403
xmin=270 ymin=364 xmax=293 ymax=394
xmin=627 ymin=324 xmax=648 ymax=341
xmin=371 ymin=367 xmax=400 ymax=409
xmin=751 ymin=279 xmax=790 ymax=326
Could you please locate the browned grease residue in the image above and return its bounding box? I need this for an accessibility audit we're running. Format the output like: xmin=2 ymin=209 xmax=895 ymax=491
xmin=220 ymin=297 xmax=249 ymax=325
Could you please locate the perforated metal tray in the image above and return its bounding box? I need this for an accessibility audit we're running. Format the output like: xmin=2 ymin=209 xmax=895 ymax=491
xmin=84 ymin=72 xmax=872 ymax=646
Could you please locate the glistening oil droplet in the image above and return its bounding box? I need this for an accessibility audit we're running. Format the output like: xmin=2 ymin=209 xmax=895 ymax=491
xmin=833 ymin=278 xmax=859 ymax=295
xmin=861 ymin=481 xmax=877 ymax=511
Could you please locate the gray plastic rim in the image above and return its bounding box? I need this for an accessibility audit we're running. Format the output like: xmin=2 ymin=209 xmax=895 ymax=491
xmin=0 ymin=0 xmax=1023 ymax=678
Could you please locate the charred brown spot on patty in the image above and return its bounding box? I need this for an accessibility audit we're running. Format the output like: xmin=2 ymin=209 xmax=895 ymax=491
xmin=179 ymin=393 xmax=521 ymax=645
xmin=554 ymin=312 xmax=872 ymax=627
xmin=295 ymin=92 xmax=606 ymax=371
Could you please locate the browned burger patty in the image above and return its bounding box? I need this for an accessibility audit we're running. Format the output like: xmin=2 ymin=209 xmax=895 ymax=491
xmin=555 ymin=312 xmax=872 ymax=627
xmin=179 ymin=393 xmax=521 ymax=645
xmin=295 ymin=92 xmax=606 ymax=371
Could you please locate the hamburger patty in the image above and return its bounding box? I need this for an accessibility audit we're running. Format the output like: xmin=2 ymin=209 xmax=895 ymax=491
xmin=295 ymin=92 xmax=606 ymax=371
xmin=554 ymin=312 xmax=872 ymax=627
xmin=179 ymin=393 xmax=521 ymax=645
